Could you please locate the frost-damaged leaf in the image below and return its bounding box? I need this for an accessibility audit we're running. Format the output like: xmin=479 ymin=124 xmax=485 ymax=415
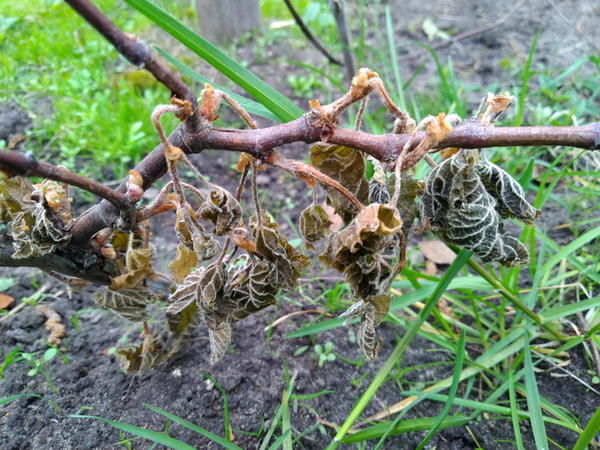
xmin=320 ymin=203 xmax=402 ymax=272
xmin=198 ymin=186 xmax=242 ymax=235
xmin=208 ymin=321 xmax=232 ymax=364
xmin=346 ymin=254 xmax=392 ymax=299
xmin=388 ymin=172 xmax=421 ymax=236
xmin=109 ymin=246 xmax=154 ymax=290
xmin=251 ymin=214 xmax=309 ymax=290
xmin=0 ymin=175 xmax=35 ymax=220
xmin=299 ymin=204 xmax=332 ymax=249
xmin=357 ymin=303 xmax=380 ymax=360
xmin=167 ymin=267 xmax=204 ymax=314
xmin=169 ymin=243 xmax=198 ymax=283
xmin=421 ymin=149 xmax=533 ymax=266
xmin=310 ymin=144 xmax=369 ymax=224
xmin=95 ymin=286 xmax=160 ymax=322
xmin=247 ymin=260 xmax=279 ymax=308
xmin=34 ymin=180 xmax=72 ymax=223
xmin=166 ymin=301 xmax=201 ymax=356
xmin=339 ymin=297 xmax=389 ymax=360
xmin=196 ymin=262 xmax=226 ymax=311
xmin=476 ymin=159 xmax=539 ymax=223
xmin=175 ymin=204 xmax=219 ymax=261
xmin=30 ymin=202 xmax=70 ymax=244
xmin=115 ymin=331 xmax=166 ymax=374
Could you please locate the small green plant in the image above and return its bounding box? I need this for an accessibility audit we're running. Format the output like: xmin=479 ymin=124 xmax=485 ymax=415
xmin=20 ymin=347 xmax=58 ymax=378
xmin=314 ymin=341 xmax=336 ymax=367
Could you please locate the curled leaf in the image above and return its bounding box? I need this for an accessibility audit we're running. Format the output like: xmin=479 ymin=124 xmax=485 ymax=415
xmin=299 ymin=204 xmax=332 ymax=249
xmin=421 ymin=149 xmax=533 ymax=266
xmin=476 ymin=159 xmax=539 ymax=223
xmin=251 ymin=214 xmax=309 ymax=290
xmin=95 ymin=286 xmax=160 ymax=322
xmin=310 ymin=144 xmax=369 ymax=223
xmin=167 ymin=267 xmax=204 ymax=314
xmin=208 ymin=321 xmax=232 ymax=364
xmin=247 ymin=260 xmax=279 ymax=308
xmin=198 ymin=186 xmax=242 ymax=235
xmin=169 ymin=243 xmax=198 ymax=283
xmin=109 ymin=246 xmax=154 ymax=290
xmin=196 ymin=262 xmax=227 ymax=311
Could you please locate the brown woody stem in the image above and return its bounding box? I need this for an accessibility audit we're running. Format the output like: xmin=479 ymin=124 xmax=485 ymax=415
xmin=0 ymin=149 xmax=132 ymax=210
xmin=64 ymin=0 xmax=200 ymax=130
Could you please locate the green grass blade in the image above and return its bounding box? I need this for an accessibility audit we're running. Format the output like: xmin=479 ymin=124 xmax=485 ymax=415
xmin=540 ymin=295 xmax=600 ymax=323
xmin=573 ymin=404 xmax=600 ymax=450
xmin=384 ymin=6 xmax=406 ymax=111
xmin=0 ymin=393 xmax=41 ymax=406
xmin=201 ymin=375 xmax=233 ymax=444
xmin=540 ymin=225 xmax=600 ymax=277
xmin=69 ymin=414 xmax=196 ymax=450
xmin=416 ymin=329 xmax=466 ymax=449
xmin=267 ymin=430 xmax=292 ymax=450
xmin=515 ymin=31 xmax=539 ymax=126
xmin=123 ymin=0 xmax=304 ymax=122
xmin=259 ymin=407 xmax=282 ymax=450
xmin=523 ymin=343 xmax=549 ymax=450
xmin=518 ymin=157 xmax=536 ymax=188
xmin=326 ymin=250 xmax=472 ymax=449
xmin=143 ymin=405 xmax=242 ymax=449
xmin=508 ymin=369 xmax=525 ymax=450
xmin=280 ymin=387 xmax=293 ymax=450
xmin=342 ymin=416 xmax=470 ymax=443
xmin=155 ymin=47 xmax=280 ymax=122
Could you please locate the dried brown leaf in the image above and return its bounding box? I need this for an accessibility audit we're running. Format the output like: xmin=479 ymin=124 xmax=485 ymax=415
xmin=310 ymin=144 xmax=369 ymax=223
xmin=109 ymin=246 xmax=154 ymax=290
xmin=95 ymin=286 xmax=159 ymax=322
xmin=0 ymin=293 xmax=15 ymax=309
xmin=198 ymin=186 xmax=242 ymax=235
xmin=299 ymin=204 xmax=332 ymax=249
xmin=167 ymin=267 xmax=204 ymax=314
xmin=169 ymin=243 xmax=198 ymax=283
xmin=208 ymin=321 xmax=232 ymax=364
xmin=419 ymin=240 xmax=455 ymax=265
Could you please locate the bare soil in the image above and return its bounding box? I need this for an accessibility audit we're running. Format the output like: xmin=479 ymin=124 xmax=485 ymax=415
xmin=2 ymin=1 xmax=600 ymax=449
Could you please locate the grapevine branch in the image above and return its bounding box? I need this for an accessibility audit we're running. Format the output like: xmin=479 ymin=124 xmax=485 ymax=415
xmin=0 ymin=0 xmax=599 ymax=279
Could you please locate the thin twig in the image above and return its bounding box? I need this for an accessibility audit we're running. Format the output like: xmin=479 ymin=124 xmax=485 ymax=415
xmin=0 ymin=150 xmax=132 ymax=211
xmin=283 ymin=0 xmax=343 ymax=66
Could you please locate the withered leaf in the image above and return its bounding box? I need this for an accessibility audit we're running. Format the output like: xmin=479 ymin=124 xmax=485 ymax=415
xmin=166 ymin=301 xmax=201 ymax=356
xmin=109 ymin=246 xmax=154 ymax=290
xmin=476 ymin=159 xmax=539 ymax=223
xmin=320 ymin=203 xmax=402 ymax=272
xmin=208 ymin=321 xmax=232 ymax=364
xmin=198 ymin=186 xmax=242 ymax=235
xmin=346 ymin=254 xmax=392 ymax=299
xmin=196 ymin=262 xmax=226 ymax=311
xmin=299 ymin=204 xmax=332 ymax=249
xmin=251 ymin=214 xmax=309 ymax=290
xmin=167 ymin=267 xmax=204 ymax=314
xmin=34 ymin=180 xmax=72 ymax=224
xmin=95 ymin=286 xmax=160 ymax=322
xmin=421 ymin=149 xmax=532 ymax=266
xmin=247 ymin=260 xmax=279 ymax=308
xmin=175 ymin=204 xmax=219 ymax=261
xmin=310 ymin=144 xmax=369 ymax=223
xmin=115 ymin=344 xmax=143 ymax=373
xmin=30 ymin=203 xmax=70 ymax=244
xmin=168 ymin=243 xmax=198 ymax=283
xmin=357 ymin=303 xmax=381 ymax=360
xmin=115 ymin=331 xmax=165 ymax=374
